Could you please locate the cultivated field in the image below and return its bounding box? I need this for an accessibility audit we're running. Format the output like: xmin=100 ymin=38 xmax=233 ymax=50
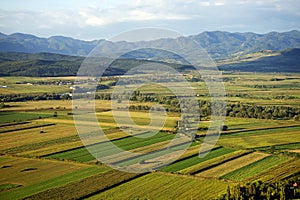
xmin=0 ymin=73 xmax=299 ymax=199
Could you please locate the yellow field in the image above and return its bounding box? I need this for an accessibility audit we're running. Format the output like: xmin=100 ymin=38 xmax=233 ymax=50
xmin=0 ymin=156 xmax=89 ymax=186
xmin=217 ymin=130 xmax=300 ymax=149
xmin=16 ymin=141 xmax=84 ymax=157
xmin=0 ymin=124 xmax=77 ymax=151
xmin=87 ymin=173 xmax=234 ymax=200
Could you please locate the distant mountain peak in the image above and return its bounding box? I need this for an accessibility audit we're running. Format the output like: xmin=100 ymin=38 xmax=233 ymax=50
xmin=0 ymin=30 xmax=299 ymax=58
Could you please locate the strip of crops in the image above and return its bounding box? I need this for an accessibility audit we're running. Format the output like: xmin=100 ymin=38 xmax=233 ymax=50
xmin=218 ymin=124 xmax=300 ymax=137
xmin=46 ymin=132 xmax=175 ymax=162
xmin=248 ymin=158 xmax=300 ymax=182
xmin=222 ymin=126 xmax=300 ymax=137
xmin=0 ymin=123 xmax=55 ymax=134
xmin=86 ymin=173 xmax=233 ymax=200
xmin=0 ymin=166 xmax=108 ymax=200
xmin=58 ymin=132 xmax=174 ymax=162
xmin=0 ymin=112 xmax=52 ymax=124
xmin=218 ymin=130 xmax=300 ymax=149
xmin=160 ymin=147 xmax=235 ymax=172
xmin=255 ymin=142 xmax=300 ymax=151
xmin=3 ymin=135 xmax=80 ymax=154
xmin=112 ymin=141 xmax=199 ymax=167
xmin=196 ymin=152 xmax=269 ymax=178
xmin=180 ymin=150 xmax=250 ymax=175
xmin=220 ymin=155 xmax=288 ymax=181
xmin=23 ymin=170 xmax=143 ymax=200
xmin=102 ymin=140 xmax=200 ymax=165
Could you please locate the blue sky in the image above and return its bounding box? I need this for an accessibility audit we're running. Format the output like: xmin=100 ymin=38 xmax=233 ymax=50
xmin=0 ymin=0 xmax=299 ymax=40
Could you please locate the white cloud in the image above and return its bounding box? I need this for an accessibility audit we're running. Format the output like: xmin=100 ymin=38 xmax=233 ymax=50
xmin=0 ymin=0 xmax=299 ymax=39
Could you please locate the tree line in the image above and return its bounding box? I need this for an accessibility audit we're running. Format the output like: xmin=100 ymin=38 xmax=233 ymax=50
xmin=217 ymin=175 xmax=300 ymax=200
xmin=1 ymin=92 xmax=299 ymax=120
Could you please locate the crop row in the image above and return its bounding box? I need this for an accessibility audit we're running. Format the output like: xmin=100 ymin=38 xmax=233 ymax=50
xmin=218 ymin=124 xmax=300 ymax=137
xmin=180 ymin=150 xmax=251 ymax=175
xmin=218 ymin=128 xmax=300 ymax=149
xmin=24 ymin=170 xmax=143 ymax=200
xmin=220 ymin=155 xmax=288 ymax=181
xmin=195 ymin=152 xmax=269 ymax=178
xmin=247 ymin=158 xmax=300 ymax=182
xmin=160 ymin=147 xmax=236 ymax=172
xmin=46 ymin=132 xmax=175 ymax=162
xmin=0 ymin=123 xmax=55 ymax=134
xmin=86 ymin=173 xmax=233 ymax=200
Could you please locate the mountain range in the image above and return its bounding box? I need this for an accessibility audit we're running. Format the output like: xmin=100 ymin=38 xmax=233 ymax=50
xmin=0 ymin=30 xmax=299 ymax=76
xmin=1 ymin=30 xmax=300 ymax=59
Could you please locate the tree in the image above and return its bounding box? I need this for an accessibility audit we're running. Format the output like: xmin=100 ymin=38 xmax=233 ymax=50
xmin=221 ymin=125 xmax=228 ymax=131
xmin=0 ymin=102 xmax=5 ymax=109
xmin=270 ymin=145 xmax=275 ymax=154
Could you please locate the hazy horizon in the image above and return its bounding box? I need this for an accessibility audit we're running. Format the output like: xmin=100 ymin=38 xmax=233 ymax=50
xmin=1 ymin=29 xmax=299 ymax=42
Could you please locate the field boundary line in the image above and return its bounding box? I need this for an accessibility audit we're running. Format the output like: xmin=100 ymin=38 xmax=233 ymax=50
xmin=0 ymin=121 xmax=30 ymax=127
xmin=0 ymin=123 xmax=56 ymax=134
xmin=198 ymin=124 xmax=300 ymax=137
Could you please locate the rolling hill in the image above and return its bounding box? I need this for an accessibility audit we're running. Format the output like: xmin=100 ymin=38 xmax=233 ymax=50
xmin=218 ymin=48 xmax=300 ymax=73
xmin=0 ymin=48 xmax=299 ymax=77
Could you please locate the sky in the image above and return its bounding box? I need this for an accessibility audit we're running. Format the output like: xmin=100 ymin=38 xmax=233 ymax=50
xmin=0 ymin=0 xmax=299 ymax=40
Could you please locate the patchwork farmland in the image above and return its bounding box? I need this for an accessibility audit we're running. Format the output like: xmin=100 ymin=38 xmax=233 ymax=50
xmin=0 ymin=73 xmax=300 ymax=199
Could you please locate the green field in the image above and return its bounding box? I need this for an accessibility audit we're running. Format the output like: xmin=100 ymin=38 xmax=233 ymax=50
xmin=0 ymin=166 xmax=108 ymax=200
xmin=0 ymin=112 xmax=52 ymax=124
xmin=220 ymin=155 xmax=288 ymax=181
xmin=196 ymin=152 xmax=269 ymax=178
xmin=23 ymin=170 xmax=139 ymax=200
xmin=46 ymin=132 xmax=175 ymax=162
xmin=160 ymin=147 xmax=235 ymax=172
